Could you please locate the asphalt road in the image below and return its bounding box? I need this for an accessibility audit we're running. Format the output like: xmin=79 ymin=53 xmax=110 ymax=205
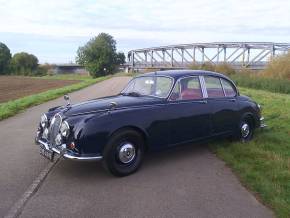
xmin=0 ymin=77 xmax=273 ymax=218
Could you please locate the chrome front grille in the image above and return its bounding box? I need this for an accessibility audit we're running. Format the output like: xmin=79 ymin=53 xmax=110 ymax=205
xmin=49 ymin=114 xmax=62 ymax=146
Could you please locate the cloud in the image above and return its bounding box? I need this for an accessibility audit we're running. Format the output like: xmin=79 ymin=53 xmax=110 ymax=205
xmin=0 ymin=0 xmax=289 ymax=63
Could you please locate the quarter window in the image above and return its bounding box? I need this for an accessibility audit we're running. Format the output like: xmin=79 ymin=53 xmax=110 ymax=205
xmin=221 ymin=79 xmax=236 ymax=97
xmin=204 ymin=76 xmax=225 ymax=98
xmin=170 ymin=77 xmax=203 ymax=101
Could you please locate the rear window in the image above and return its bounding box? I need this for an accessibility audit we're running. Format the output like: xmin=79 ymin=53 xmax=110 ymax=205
xmin=221 ymin=79 xmax=236 ymax=97
xmin=204 ymin=76 xmax=225 ymax=98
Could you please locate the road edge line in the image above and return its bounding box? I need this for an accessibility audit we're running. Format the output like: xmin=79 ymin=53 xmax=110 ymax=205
xmin=4 ymin=156 xmax=60 ymax=218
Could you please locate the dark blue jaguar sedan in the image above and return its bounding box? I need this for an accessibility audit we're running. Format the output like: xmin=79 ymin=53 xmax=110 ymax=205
xmin=35 ymin=70 xmax=266 ymax=176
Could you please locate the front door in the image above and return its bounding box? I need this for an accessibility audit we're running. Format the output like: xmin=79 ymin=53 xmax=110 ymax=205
xmin=167 ymin=76 xmax=211 ymax=145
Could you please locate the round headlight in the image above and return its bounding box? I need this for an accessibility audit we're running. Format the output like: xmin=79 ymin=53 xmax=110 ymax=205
xmin=60 ymin=121 xmax=70 ymax=137
xmin=40 ymin=114 xmax=48 ymax=128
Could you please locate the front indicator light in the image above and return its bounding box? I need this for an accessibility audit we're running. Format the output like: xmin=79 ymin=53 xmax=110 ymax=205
xmin=69 ymin=142 xmax=75 ymax=150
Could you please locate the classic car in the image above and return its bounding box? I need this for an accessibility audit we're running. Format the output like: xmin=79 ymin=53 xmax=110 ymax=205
xmin=35 ymin=70 xmax=266 ymax=176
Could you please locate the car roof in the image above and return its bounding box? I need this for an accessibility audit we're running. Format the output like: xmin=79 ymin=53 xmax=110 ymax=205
xmin=139 ymin=70 xmax=230 ymax=80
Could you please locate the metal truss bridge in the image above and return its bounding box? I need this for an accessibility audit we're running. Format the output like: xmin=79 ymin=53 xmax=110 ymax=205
xmin=128 ymin=42 xmax=290 ymax=70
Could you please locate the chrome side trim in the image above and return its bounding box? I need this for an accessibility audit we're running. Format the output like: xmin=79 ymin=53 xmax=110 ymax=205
xmin=38 ymin=139 xmax=103 ymax=161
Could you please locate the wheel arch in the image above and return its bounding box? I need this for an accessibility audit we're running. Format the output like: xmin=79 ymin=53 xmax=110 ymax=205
xmin=108 ymin=126 xmax=149 ymax=151
xmin=241 ymin=112 xmax=256 ymax=128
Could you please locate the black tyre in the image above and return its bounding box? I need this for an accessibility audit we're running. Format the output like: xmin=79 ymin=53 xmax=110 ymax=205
xmin=102 ymin=129 xmax=145 ymax=177
xmin=239 ymin=117 xmax=254 ymax=142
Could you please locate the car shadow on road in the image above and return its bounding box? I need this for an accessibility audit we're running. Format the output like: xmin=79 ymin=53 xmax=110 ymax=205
xmin=53 ymin=142 xmax=212 ymax=180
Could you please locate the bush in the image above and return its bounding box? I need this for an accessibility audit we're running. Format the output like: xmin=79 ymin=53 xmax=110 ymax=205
xmin=0 ymin=42 xmax=11 ymax=75
xmin=11 ymin=52 xmax=39 ymax=75
xmin=76 ymin=33 xmax=125 ymax=78
xmin=189 ymin=62 xmax=236 ymax=76
xmin=215 ymin=63 xmax=236 ymax=76
xmin=230 ymin=73 xmax=290 ymax=94
xmin=262 ymin=52 xmax=290 ymax=79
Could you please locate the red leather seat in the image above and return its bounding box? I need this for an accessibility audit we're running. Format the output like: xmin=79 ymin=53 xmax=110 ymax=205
xmin=181 ymin=88 xmax=202 ymax=100
xmin=207 ymin=88 xmax=224 ymax=97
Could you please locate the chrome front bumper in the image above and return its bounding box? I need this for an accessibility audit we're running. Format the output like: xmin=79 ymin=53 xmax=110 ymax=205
xmin=37 ymin=139 xmax=103 ymax=161
xmin=260 ymin=116 xmax=267 ymax=128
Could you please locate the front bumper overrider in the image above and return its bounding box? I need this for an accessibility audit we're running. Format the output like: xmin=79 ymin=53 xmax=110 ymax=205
xmin=260 ymin=116 xmax=267 ymax=128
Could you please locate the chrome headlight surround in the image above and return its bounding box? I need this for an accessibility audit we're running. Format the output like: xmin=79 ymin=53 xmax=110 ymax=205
xmin=40 ymin=114 xmax=48 ymax=128
xmin=60 ymin=121 xmax=70 ymax=138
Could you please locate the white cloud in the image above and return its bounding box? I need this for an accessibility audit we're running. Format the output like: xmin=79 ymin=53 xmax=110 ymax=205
xmin=0 ymin=0 xmax=289 ymax=63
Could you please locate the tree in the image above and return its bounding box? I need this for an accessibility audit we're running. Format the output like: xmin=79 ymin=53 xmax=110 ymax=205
xmin=11 ymin=52 xmax=39 ymax=75
xmin=0 ymin=42 xmax=12 ymax=75
xmin=115 ymin=52 xmax=126 ymax=65
xmin=76 ymin=33 xmax=125 ymax=77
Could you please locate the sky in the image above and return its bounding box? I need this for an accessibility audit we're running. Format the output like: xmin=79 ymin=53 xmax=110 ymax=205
xmin=0 ymin=0 xmax=289 ymax=64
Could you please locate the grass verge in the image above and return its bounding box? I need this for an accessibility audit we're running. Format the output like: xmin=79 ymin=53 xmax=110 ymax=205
xmin=210 ymin=87 xmax=290 ymax=218
xmin=0 ymin=75 xmax=110 ymax=121
xmin=230 ymin=74 xmax=290 ymax=95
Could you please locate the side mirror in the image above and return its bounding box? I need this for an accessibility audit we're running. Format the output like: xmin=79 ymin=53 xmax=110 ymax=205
xmin=64 ymin=94 xmax=70 ymax=106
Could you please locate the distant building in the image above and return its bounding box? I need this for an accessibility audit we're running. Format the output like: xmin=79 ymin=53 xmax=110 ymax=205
xmin=51 ymin=64 xmax=89 ymax=75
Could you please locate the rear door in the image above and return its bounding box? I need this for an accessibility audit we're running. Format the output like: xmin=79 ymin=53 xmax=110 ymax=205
xmin=203 ymin=76 xmax=239 ymax=135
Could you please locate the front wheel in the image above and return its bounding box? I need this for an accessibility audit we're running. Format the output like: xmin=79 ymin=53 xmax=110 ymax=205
xmin=102 ymin=129 xmax=145 ymax=177
xmin=239 ymin=118 xmax=254 ymax=142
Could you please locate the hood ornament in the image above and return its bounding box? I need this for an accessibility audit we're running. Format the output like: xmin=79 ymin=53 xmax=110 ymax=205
xmin=64 ymin=94 xmax=70 ymax=106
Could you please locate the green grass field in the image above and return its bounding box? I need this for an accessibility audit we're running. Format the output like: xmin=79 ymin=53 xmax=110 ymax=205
xmin=210 ymin=87 xmax=290 ymax=218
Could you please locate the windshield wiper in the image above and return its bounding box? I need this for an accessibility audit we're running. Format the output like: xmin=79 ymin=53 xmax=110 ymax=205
xmin=121 ymin=92 xmax=142 ymax=97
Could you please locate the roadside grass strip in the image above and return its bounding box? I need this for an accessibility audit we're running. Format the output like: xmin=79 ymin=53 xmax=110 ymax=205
xmin=210 ymin=87 xmax=290 ymax=218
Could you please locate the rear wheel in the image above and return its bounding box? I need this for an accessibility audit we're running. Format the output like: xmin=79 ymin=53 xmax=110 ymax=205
xmin=102 ymin=129 xmax=145 ymax=177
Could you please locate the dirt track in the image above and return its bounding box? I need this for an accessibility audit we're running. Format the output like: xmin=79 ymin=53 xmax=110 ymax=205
xmin=0 ymin=76 xmax=78 ymax=103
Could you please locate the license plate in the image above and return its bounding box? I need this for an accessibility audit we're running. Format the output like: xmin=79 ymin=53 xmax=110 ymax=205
xmin=40 ymin=144 xmax=54 ymax=161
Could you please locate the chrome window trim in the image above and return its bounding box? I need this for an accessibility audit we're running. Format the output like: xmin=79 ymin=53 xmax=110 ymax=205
xmin=219 ymin=78 xmax=226 ymax=97
xmin=168 ymin=75 xmax=204 ymax=101
xmin=199 ymin=76 xmax=208 ymax=98
xmin=121 ymin=75 xmax=174 ymax=99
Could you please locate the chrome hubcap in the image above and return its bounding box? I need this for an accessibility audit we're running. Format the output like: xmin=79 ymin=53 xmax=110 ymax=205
xmin=118 ymin=143 xmax=136 ymax=164
xmin=241 ymin=123 xmax=250 ymax=138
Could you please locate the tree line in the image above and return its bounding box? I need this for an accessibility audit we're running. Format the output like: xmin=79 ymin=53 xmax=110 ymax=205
xmin=0 ymin=33 xmax=125 ymax=77
xmin=0 ymin=43 xmax=47 ymax=76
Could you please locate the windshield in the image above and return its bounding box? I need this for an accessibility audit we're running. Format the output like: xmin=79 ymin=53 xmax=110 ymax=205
xmin=121 ymin=76 xmax=173 ymax=98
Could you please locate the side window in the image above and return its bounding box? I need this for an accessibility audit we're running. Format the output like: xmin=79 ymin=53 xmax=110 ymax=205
xmin=221 ymin=79 xmax=236 ymax=97
xmin=204 ymin=76 xmax=225 ymax=98
xmin=169 ymin=77 xmax=203 ymax=101
xmin=155 ymin=77 xmax=172 ymax=97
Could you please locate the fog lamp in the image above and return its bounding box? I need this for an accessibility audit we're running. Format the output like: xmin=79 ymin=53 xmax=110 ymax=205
xmin=55 ymin=134 xmax=62 ymax=146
